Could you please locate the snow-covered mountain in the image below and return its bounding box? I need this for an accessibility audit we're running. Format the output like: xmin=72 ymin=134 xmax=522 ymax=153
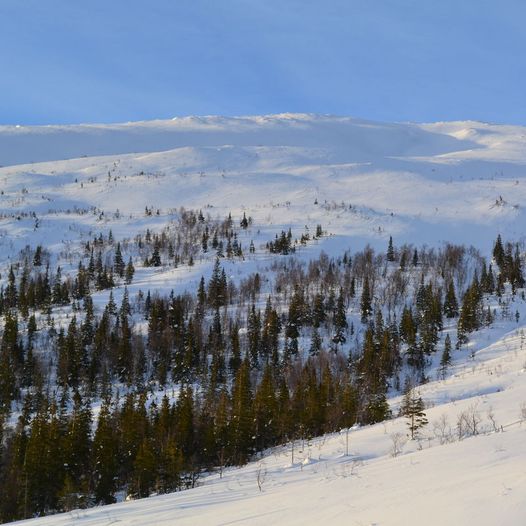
xmin=3 ymin=114 xmax=526 ymax=525
xmin=1 ymin=113 xmax=526 ymax=266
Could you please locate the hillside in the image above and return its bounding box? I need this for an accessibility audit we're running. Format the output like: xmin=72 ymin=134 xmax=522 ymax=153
xmin=14 ymin=307 xmax=526 ymax=526
xmin=1 ymin=114 xmax=526 ymax=266
xmin=1 ymin=114 xmax=526 ymax=525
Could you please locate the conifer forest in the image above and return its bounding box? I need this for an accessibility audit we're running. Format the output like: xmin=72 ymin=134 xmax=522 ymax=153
xmin=0 ymin=202 xmax=520 ymax=522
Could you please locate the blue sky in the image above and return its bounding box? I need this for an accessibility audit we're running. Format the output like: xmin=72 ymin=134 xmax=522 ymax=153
xmin=1 ymin=0 xmax=525 ymax=125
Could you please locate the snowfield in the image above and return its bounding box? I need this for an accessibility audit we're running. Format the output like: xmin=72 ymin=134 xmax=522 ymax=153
xmin=1 ymin=113 xmax=526 ymax=269
xmin=3 ymin=113 xmax=526 ymax=525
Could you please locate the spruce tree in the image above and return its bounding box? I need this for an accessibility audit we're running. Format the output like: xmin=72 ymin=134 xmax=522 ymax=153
xmin=240 ymin=212 xmax=249 ymax=229
xmin=130 ymin=438 xmax=157 ymax=498
xmin=309 ymin=327 xmax=322 ymax=356
xmin=230 ymin=358 xmax=254 ymax=464
xmin=360 ymin=276 xmax=372 ymax=323
xmin=457 ymin=274 xmax=484 ymax=346
xmin=387 ymin=236 xmax=395 ymax=262
xmin=439 ymin=334 xmax=452 ymax=379
xmin=247 ymin=304 xmax=261 ymax=368
xmin=443 ymin=281 xmax=459 ymax=318
xmin=125 ymin=257 xmax=135 ymax=284
xmin=400 ymin=387 xmax=428 ymax=439
xmin=196 ymin=276 xmax=206 ymax=316
xmin=157 ymin=436 xmax=183 ymax=493
xmin=62 ymin=391 xmax=92 ymax=503
xmin=228 ymin=323 xmax=242 ymax=375
xmin=33 ymin=245 xmax=43 ymax=266
xmin=412 ymin=248 xmax=419 ymax=267
xmin=114 ymin=242 xmax=125 ymax=277
xmin=150 ymin=242 xmax=162 ymax=267
xmin=493 ymin=234 xmax=505 ymax=269
xmin=208 ymin=259 xmax=226 ymax=309
xmin=5 ymin=266 xmax=17 ymax=309
xmin=253 ymin=364 xmax=278 ymax=451
xmin=332 ymin=289 xmax=348 ymax=346
xmin=92 ymin=399 xmax=118 ymax=504
xmin=312 ymin=293 xmax=326 ymax=328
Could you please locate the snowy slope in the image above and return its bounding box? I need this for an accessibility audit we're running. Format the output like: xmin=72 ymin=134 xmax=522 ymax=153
xmin=4 ymin=114 xmax=526 ymax=525
xmin=1 ymin=113 xmax=526 ymax=275
xmin=0 ymin=114 xmax=479 ymax=166
xmin=14 ymin=316 xmax=526 ymax=526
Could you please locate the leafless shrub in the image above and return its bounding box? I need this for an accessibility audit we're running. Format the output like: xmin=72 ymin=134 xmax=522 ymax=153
xmin=390 ymin=432 xmax=407 ymax=457
xmin=256 ymin=463 xmax=267 ymax=492
xmin=456 ymin=405 xmax=481 ymax=440
xmin=432 ymin=414 xmax=453 ymax=445
xmin=486 ymin=406 xmax=499 ymax=433
xmin=315 ymin=435 xmax=327 ymax=459
xmin=336 ymin=459 xmax=363 ymax=478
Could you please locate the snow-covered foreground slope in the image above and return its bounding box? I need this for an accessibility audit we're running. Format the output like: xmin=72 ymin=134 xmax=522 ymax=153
xmin=15 ymin=317 xmax=526 ymax=526
xmin=1 ymin=114 xmax=526 ymax=271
